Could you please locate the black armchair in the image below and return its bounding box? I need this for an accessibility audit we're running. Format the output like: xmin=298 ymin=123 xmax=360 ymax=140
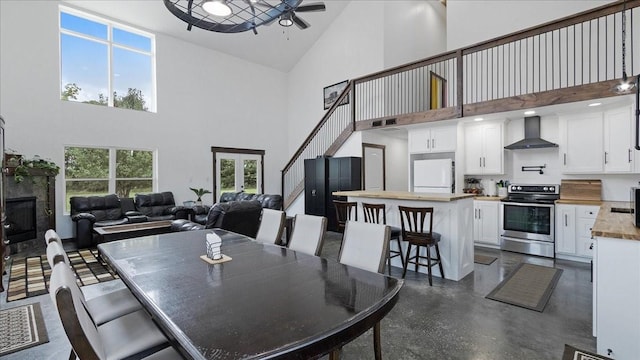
xmin=172 ymin=200 xmax=263 ymax=238
xmin=134 ymin=192 xmax=189 ymax=221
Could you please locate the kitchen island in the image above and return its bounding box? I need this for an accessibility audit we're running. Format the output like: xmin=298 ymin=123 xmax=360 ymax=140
xmin=333 ymin=190 xmax=475 ymax=281
xmin=590 ymin=201 xmax=640 ymax=359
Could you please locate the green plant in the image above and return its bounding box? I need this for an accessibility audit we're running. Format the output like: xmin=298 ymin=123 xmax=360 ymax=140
xmin=13 ymin=156 xmax=60 ymax=183
xmin=189 ymin=187 xmax=212 ymax=202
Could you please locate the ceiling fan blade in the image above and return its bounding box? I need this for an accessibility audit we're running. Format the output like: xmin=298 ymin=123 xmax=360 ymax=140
xmin=291 ymin=13 xmax=310 ymax=29
xmin=295 ymin=3 xmax=326 ymax=12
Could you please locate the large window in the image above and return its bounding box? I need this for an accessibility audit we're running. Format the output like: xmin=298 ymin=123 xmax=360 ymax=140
xmin=59 ymin=7 xmax=156 ymax=112
xmin=64 ymin=146 xmax=155 ymax=212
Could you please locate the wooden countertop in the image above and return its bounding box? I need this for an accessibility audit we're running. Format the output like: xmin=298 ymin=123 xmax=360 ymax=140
xmin=555 ymin=199 xmax=603 ymax=206
xmin=591 ymin=201 xmax=640 ymax=241
xmin=332 ymin=190 xmax=475 ymax=202
xmin=473 ymin=196 xmax=504 ymax=201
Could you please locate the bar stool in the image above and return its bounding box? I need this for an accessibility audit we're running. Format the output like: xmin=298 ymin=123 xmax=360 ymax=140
xmin=362 ymin=203 xmax=404 ymax=275
xmin=398 ymin=206 xmax=444 ymax=285
xmin=333 ymin=200 xmax=357 ymax=233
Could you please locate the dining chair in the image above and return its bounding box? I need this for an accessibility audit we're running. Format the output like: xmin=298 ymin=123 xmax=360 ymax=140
xmin=362 ymin=202 xmax=404 ymax=275
xmin=44 ymin=229 xmax=70 ymax=264
xmin=49 ymin=262 xmax=182 ymax=360
xmin=255 ymin=208 xmax=286 ymax=245
xmin=45 ymin=240 xmax=143 ymax=326
xmin=288 ymin=214 xmax=327 ymax=256
xmin=398 ymin=206 xmax=444 ymax=285
xmin=335 ymin=220 xmax=390 ymax=360
xmin=333 ymin=200 xmax=358 ymax=233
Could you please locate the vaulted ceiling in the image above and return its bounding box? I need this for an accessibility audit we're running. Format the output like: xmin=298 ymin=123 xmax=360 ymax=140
xmin=64 ymin=0 xmax=350 ymax=72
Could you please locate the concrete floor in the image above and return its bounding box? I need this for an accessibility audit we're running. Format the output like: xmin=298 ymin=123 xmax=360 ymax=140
xmin=1 ymin=232 xmax=595 ymax=359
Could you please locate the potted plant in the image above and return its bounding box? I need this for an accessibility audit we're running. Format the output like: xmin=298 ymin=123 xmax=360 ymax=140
xmin=189 ymin=187 xmax=212 ymax=205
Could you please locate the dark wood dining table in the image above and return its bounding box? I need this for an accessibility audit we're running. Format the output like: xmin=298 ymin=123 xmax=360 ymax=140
xmin=97 ymin=229 xmax=403 ymax=359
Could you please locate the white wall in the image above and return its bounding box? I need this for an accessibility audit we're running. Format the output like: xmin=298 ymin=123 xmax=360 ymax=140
xmin=0 ymin=1 xmax=288 ymax=238
xmin=447 ymin=0 xmax=615 ymax=51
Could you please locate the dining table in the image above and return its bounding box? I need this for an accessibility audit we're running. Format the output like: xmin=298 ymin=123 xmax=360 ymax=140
xmin=97 ymin=229 xmax=403 ymax=359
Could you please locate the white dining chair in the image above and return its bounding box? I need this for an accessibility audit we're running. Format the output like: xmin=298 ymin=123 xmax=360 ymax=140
xmin=255 ymin=208 xmax=286 ymax=245
xmin=335 ymin=220 xmax=390 ymax=360
xmin=288 ymin=214 xmax=327 ymax=256
xmin=45 ymin=240 xmax=143 ymax=326
xmin=44 ymin=229 xmax=70 ymax=264
xmin=49 ymin=262 xmax=183 ymax=360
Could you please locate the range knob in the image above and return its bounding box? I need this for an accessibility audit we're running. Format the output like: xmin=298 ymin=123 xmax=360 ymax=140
xmin=517 ymin=186 xmax=522 ymax=190
xmin=543 ymin=187 xmax=549 ymax=191
xmin=549 ymin=186 xmax=555 ymax=192
xmin=511 ymin=185 xmax=517 ymax=191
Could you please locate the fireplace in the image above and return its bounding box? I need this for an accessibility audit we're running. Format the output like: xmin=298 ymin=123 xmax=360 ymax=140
xmin=5 ymin=197 xmax=37 ymax=243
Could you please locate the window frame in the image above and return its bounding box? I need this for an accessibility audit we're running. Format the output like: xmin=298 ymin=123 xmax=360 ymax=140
xmin=63 ymin=145 xmax=157 ymax=214
xmin=58 ymin=5 xmax=157 ymax=112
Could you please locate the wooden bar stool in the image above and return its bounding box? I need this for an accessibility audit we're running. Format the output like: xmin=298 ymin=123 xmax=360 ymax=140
xmin=362 ymin=202 xmax=404 ymax=275
xmin=333 ymin=200 xmax=357 ymax=233
xmin=398 ymin=206 xmax=444 ymax=285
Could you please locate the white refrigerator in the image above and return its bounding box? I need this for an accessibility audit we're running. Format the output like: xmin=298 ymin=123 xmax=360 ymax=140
xmin=412 ymin=159 xmax=454 ymax=193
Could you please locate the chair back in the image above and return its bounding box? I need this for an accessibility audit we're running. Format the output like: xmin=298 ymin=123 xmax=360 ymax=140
xmin=45 ymin=230 xmax=70 ymax=265
xmin=255 ymin=209 xmax=286 ymax=245
xmin=49 ymin=262 xmax=104 ymax=359
xmin=398 ymin=206 xmax=434 ymax=238
xmin=333 ymin=200 xmax=358 ymax=232
xmin=362 ymin=203 xmax=387 ymax=225
xmin=338 ymin=220 xmax=390 ymax=274
xmin=46 ymin=241 xmax=66 ymax=268
xmin=288 ymin=214 xmax=327 ymax=256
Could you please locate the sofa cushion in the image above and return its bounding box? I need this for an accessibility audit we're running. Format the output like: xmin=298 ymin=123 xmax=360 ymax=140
xmin=135 ymin=192 xmax=176 ymax=217
xmin=219 ymin=192 xmax=242 ymax=203
xmin=70 ymin=194 xmax=123 ymax=222
xmin=94 ymin=218 xmax=129 ymax=227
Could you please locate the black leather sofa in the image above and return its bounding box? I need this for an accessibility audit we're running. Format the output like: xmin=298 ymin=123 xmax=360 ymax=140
xmin=189 ymin=192 xmax=283 ymax=225
xmin=70 ymin=192 xmax=188 ymax=248
xmin=171 ymin=200 xmax=263 ymax=238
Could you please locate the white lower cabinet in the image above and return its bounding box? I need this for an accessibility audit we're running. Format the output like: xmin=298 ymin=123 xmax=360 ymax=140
xmin=555 ymin=204 xmax=598 ymax=262
xmin=473 ymin=200 xmax=499 ymax=246
xmin=594 ymin=236 xmax=640 ymax=359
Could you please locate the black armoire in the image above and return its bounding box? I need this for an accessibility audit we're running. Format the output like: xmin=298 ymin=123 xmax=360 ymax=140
xmin=304 ymin=156 xmax=361 ymax=231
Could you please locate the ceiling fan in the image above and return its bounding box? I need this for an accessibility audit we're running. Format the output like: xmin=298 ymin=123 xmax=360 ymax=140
xmin=257 ymin=0 xmax=326 ymax=29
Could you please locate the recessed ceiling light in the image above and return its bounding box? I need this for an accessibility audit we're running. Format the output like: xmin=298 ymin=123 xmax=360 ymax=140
xmin=474 ymin=117 xmax=484 ymax=122
xmin=524 ymin=110 xmax=536 ymax=115
xmin=588 ymin=102 xmax=602 ymax=107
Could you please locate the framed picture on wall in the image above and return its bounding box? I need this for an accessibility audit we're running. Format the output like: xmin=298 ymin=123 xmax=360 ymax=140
xmin=429 ymin=72 xmax=447 ymax=109
xmin=323 ymin=80 xmax=349 ymax=110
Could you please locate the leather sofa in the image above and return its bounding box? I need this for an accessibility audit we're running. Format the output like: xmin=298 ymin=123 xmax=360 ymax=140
xmin=71 ymin=192 xmax=188 ymax=248
xmin=189 ymin=192 xmax=283 ymax=225
xmin=172 ymin=200 xmax=263 ymax=238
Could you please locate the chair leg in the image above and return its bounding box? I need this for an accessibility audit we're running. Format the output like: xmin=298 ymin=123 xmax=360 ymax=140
xmin=373 ymin=321 xmax=382 ymax=360
xmin=414 ymin=245 xmax=420 ymax=274
xmin=387 ymin=248 xmax=392 ymax=276
xmin=435 ymin=243 xmax=444 ymax=279
xmin=402 ymin=243 xmax=411 ymax=278
xmin=330 ymin=347 xmax=342 ymax=360
xmin=69 ymin=349 xmax=76 ymax=360
xmin=426 ymin=246 xmax=433 ymax=286
xmin=396 ymin=237 xmax=405 ymax=267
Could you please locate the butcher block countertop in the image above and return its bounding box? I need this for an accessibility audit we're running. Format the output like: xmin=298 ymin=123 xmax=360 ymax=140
xmin=473 ymin=196 xmax=504 ymax=201
xmin=332 ymin=190 xmax=475 ymax=202
xmin=555 ymin=199 xmax=603 ymax=206
xmin=591 ymin=201 xmax=640 ymax=241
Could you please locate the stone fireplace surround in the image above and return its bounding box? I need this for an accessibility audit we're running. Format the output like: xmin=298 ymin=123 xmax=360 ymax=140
xmin=4 ymin=167 xmax=56 ymax=255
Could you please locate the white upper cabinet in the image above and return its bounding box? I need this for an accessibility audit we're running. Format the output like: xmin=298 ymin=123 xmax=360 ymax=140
xmin=560 ymin=112 xmax=604 ymax=173
xmin=464 ymin=121 xmax=504 ymax=175
xmin=408 ymin=125 xmax=456 ymax=154
xmin=604 ymin=107 xmax=633 ymax=173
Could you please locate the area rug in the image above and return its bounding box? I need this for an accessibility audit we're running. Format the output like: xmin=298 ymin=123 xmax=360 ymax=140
xmin=474 ymin=254 xmax=497 ymax=265
xmin=0 ymin=303 xmax=49 ymax=356
xmin=562 ymin=344 xmax=613 ymax=360
xmin=6 ymin=248 xmax=118 ymax=302
xmin=486 ymin=263 xmax=562 ymax=312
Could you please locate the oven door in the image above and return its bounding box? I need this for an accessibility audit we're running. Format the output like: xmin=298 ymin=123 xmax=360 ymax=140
xmin=500 ymin=202 xmax=555 ymax=242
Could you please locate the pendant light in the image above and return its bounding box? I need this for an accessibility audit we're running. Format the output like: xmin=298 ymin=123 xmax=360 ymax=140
xmin=202 ymin=0 xmax=233 ymax=17
xmin=614 ymin=0 xmax=636 ymax=94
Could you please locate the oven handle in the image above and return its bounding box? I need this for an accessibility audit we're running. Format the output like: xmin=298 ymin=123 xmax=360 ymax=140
xmin=500 ymin=202 xmax=556 ymax=209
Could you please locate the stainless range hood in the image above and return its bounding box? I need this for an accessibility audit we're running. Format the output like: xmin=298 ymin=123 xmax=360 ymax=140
xmin=505 ymin=116 xmax=558 ymax=150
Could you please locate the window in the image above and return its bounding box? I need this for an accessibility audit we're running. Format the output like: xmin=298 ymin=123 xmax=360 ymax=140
xmin=59 ymin=7 xmax=156 ymax=112
xmin=64 ymin=146 xmax=155 ymax=212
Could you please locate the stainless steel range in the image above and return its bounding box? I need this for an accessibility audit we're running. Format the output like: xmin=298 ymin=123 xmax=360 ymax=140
xmin=500 ymin=184 xmax=560 ymax=258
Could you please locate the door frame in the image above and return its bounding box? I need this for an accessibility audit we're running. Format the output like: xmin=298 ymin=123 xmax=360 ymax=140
xmin=362 ymin=143 xmax=386 ymax=191
xmin=211 ymin=146 xmax=265 ymax=203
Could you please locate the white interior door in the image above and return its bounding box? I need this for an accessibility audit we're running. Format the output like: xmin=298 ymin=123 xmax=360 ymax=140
xmin=363 ymin=145 xmax=385 ymax=190
xmin=215 ymin=153 xmax=262 ymax=198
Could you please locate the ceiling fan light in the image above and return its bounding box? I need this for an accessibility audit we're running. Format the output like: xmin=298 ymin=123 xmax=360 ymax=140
xmin=202 ymin=0 xmax=233 ymax=17
xmin=279 ymin=13 xmax=293 ymax=27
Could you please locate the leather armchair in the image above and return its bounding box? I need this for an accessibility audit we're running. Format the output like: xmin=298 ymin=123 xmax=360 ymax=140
xmin=70 ymin=194 xmax=133 ymax=248
xmin=134 ymin=192 xmax=189 ymax=221
xmin=172 ymin=200 xmax=263 ymax=238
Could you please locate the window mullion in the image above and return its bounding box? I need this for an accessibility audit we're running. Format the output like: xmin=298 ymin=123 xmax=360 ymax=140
xmin=108 ymin=22 xmax=114 ymax=108
xmin=109 ymin=148 xmax=117 ymax=194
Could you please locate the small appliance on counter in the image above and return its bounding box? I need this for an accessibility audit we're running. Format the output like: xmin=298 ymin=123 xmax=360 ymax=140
xmin=559 ymin=179 xmax=602 ymax=202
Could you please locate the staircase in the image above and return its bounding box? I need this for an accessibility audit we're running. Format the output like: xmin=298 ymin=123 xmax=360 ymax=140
xmin=281 ymin=0 xmax=640 ymax=210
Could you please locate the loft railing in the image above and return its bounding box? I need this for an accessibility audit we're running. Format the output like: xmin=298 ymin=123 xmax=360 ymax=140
xmin=282 ymin=0 xmax=640 ymax=209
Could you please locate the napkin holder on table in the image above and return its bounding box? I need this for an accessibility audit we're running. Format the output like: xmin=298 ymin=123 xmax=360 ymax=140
xmin=200 ymin=232 xmax=232 ymax=264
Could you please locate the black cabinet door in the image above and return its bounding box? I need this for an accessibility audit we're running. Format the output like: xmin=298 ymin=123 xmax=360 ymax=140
xmin=304 ymin=158 xmax=327 ymax=216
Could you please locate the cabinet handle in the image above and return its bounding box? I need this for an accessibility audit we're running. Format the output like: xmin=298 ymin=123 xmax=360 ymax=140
xmin=478 ymin=209 xmax=481 ymax=219
xmin=564 ymin=153 xmax=567 ymax=165
xmin=604 ymin=151 xmax=608 ymax=164
xmin=564 ymin=214 xmax=568 ymax=226
xmin=590 ymin=243 xmax=594 ymax=250
xmin=480 ymin=158 xmax=482 ymax=167
xmin=474 ymin=209 xmax=477 ymax=219
xmin=629 ymin=149 xmax=632 ymax=163
xmin=426 ymin=140 xmax=430 ymax=150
